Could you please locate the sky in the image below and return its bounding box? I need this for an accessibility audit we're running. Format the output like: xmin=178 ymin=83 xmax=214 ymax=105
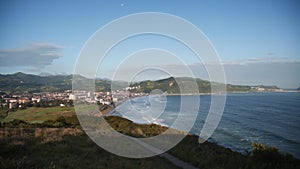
xmin=0 ymin=0 xmax=299 ymax=88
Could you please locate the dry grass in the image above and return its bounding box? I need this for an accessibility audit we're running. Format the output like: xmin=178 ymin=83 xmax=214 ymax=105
xmin=0 ymin=127 xmax=83 ymax=145
xmin=0 ymin=127 xmax=180 ymax=169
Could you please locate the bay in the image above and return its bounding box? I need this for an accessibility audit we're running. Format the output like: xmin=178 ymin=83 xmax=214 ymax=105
xmin=114 ymin=92 xmax=300 ymax=158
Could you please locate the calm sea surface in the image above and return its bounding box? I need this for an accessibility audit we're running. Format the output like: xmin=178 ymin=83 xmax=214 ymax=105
xmin=114 ymin=92 xmax=300 ymax=158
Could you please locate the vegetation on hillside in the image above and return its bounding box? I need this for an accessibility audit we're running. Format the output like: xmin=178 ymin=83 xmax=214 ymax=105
xmin=0 ymin=72 xmax=73 ymax=93
xmin=1 ymin=108 xmax=300 ymax=169
xmin=1 ymin=107 xmax=75 ymax=124
xmin=255 ymin=85 xmax=280 ymax=90
xmin=0 ymin=72 xmax=113 ymax=93
xmin=0 ymin=128 xmax=178 ymax=169
xmin=0 ymin=73 xmax=254 ymax=94
xmin=130 ymin=77 xmax=251 ymax=94
xmin=169 ymin=135 xmax=300 ymax=169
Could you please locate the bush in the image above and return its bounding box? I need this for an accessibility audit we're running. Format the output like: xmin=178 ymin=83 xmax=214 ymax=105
xmin=42 ymin=116 xmax=80 ymax=127
xmin=251 ymin=143 xmax=280 ymax=163
xmin=2 ymin=119 xmax=30 ymax=127
xmin=64 ymin=116 xmax=79 ymax=125
xmin=43 ymin=117 xmax=65 ymax=127
xmin=250 ymin=142 xmax=300 ymax=169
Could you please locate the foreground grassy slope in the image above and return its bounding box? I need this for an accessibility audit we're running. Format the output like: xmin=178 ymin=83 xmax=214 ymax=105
xmin=169 ymin=135 xmax=300 ymax=169
xmin=1 ymin=107 xmax=300 ymax=169
xmin=0 ymin=129 xmax=179 ymax=169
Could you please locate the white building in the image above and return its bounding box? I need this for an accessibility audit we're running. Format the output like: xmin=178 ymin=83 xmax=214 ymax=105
xmin=69 ymin=94 xmax=76 ymax=100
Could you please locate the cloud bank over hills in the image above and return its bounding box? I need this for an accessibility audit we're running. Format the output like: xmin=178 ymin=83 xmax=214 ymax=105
xmin=188 ymin=57 xmax=300 ymax=89
xmin=0 ymin=43 xmax=63 ymax=71
xmin=0 ymin=43 xmax=298 ymax=88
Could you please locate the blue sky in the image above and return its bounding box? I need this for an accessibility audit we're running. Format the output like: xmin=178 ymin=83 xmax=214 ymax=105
xmin=0 ymin=0 xmax=299 ymax=88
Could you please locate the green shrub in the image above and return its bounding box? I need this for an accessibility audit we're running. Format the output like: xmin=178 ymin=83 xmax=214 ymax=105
xmin=64 ymin=116 xmax=79 ymax=125
xmin=1 ymin=119 xmax=30 ymax=127
xmin=43 ymin=118 xmax=65 ymax=127
xmin=251 ymin=142 xmax=280 ymax=163
xmin=250 ymin=142 xmax=300 ymax=169
xmin=42 ymin=116 xmax=80 ymax=127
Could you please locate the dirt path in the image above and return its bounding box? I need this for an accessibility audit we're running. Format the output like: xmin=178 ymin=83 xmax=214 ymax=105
xmin=160 ymin=152 xmax=199 ymax=169
xmin=132 ymin=137 xmax=199 ymax=169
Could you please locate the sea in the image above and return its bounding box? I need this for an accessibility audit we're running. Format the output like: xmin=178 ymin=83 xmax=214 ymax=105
xmin=112 ymin=92 xmax=300 ymax=158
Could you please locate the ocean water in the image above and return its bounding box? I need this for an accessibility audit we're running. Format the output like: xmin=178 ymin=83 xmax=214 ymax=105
xmin=113 ymin=92 xmax=300 ymax=158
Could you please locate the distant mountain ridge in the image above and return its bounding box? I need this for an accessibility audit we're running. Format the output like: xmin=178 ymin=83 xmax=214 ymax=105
xmin=129 ymin=76 xmax=251 ymax=94
xmin=0 ymin=72 xmax=115 ymax=94
xmin=0 ymin=72 xmax=73 ymax=93
xmin=0 ymin=72 xmax=280 ymax=94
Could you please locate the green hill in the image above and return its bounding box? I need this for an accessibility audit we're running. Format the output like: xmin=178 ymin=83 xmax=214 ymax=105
xmin=0 ymin=72 xmax=112 ymax=94
xmin=0 ymin=73 xmax=256 ymax=94
xmin=130 ymin=77 xmax=251 ymax=94
xmin=0 ymin=72 xmax=72 ymax=93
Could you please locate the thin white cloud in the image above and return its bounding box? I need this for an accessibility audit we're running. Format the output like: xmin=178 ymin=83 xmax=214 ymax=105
xmin=188 ymin=57 xmax=300 ymax=88
xmin=223 ymin=56 xmax=300 ymax=65
xmin=0 ymin=43 xmax=64 ymax=70
xmin=95 ymin=56 xmax=300 ymax=88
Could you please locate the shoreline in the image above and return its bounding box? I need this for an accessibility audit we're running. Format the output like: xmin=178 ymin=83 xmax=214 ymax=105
xmin=1 ymin=107 xmax=300 ymax=168
xmin=2 ymin=115 xmax=300 ymax=164
xmin=103 ymin=98 xmax=300 ymax=160
xmin=2 ymin=98 xmax=300 ymax=162
xmin=165 ymin=90 xmax=300 ymax=96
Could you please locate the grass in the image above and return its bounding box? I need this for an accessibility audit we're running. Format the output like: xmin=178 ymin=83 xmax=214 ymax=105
xmin=0 ymin=130 xmax=179 ymax=169
xmin=168 ymin=135 xmax=300 ymax=169
xmin=104 ymin=116 xmax=169 ymax=137
xmin=1 ymin=107 xmax=300 ymax=169
xmin=2 ymin=107 xmax=75 ymax=124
